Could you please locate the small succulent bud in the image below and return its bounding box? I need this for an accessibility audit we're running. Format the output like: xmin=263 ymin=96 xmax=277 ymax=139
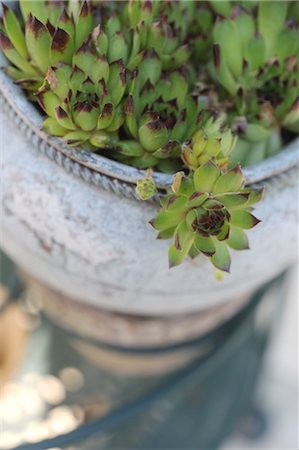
xmin=136 ymin=170 xmax=157 ymax=200
xmin=182 ymin=117 xmax=236 ymax=170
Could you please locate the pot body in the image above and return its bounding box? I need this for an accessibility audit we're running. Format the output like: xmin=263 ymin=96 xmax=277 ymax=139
xmin=0 ymin=102 xmax=298 ymax=316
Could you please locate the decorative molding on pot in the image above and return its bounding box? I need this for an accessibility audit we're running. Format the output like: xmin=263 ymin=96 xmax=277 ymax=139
xmin=0 ymin=54 xmax=298 ymax=200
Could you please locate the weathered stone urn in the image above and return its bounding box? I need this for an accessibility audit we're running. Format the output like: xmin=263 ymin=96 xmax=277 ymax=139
xmin=0 ymin=50 xmax=298 ymax=350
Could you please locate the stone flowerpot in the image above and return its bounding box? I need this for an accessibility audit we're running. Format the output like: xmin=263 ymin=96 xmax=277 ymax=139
xmin=0 ymin=50 xmax=298 ymax=347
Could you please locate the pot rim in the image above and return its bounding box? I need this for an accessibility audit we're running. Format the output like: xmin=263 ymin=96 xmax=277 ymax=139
xmin=0 ymin=55 xmax=298 ymax=191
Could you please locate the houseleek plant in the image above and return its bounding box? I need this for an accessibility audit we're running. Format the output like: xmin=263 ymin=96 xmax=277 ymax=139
xmin=1 ymin=0 xmax=298 ymax=275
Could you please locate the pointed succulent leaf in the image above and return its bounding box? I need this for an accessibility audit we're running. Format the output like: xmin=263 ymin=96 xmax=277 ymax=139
xmin=47 ymin=2 xmax=64 ymax=26
xmin=227 ymin=227 xmax=250 ymax=251
xmin=139 ymin=120 xmax=169 ymax=152
xmin=147 ymin=20 xmax=166 ymax=54
xmin=210 ymin=0 xmax=232 ymax=17
xmin=185 ymin=209 xmax=198 ymax=231
xmin=108 ymin=31 xmax=129 ymax=64
xmin=242 ymin=187 xmax=264 ymax=207
xmin=69 ymin=65 xmax=85 ymax=93
xmin=92 ymin=25 xmax=108 ymax=56
xmin=186 ymin=192 xmax=208 ymax=208
xmin=245 ymin=34 xmax=266 ymax=71
xmin=203 ymin=199 xmax=225 ymax=210
xmin=97 ymin=103 xmax=114 ymax=130
xmin=282 ymin=99 xmax=299 ymax=127
xmin=157 ymin=227 xmax=176 ymax=240
xmin=127 ymin=0 xmax=142 ymax=26
xmin=169 ymin=228 xmax=195 ymax=268
xmin=105 ymin=14 xmax=122 ymax=38
xmin=213 ymin=18 xmax=243 ymax=78
xmin=92 ymin=55 xmax=110 ymax=83
xmin=107 ymin=60 xmax=127 ymax=105
xmin=46 ymin=65 xmax=71 ymax=100
xmin=130 ymin=154 xmax=158 ymax=169
xmin=73 ymin=43 xmax=97 ymax=80
xmin=162 ymin=44 xmax=191 ymax=70
xmin=50 ymin=28 xmax=74 ymax=65
xmin=63 ymin=129 xmax=91 ymax=146
xmin=43 ymin=117 xmax=68 ymax=137
xmin=217 ymin=222 xmax=230 ymax=241
xmin=188 ymin=244 xmax=200 ymax=259
xmin=138 ymin=49 xmax=162 ymax=85
xmin=213 ymin=164 xmax=244 ymax=194
xmin=213 ymin=44 xmax=237 ymax=96
xmin=230 ymin=210 xmax=261 ymax=229
xmin=204 ymin=137 xmax=222 ymax=157
xmin=276 ymin=27 xmax=299 ymax=63
xmin=57 ymin=8 xmax=75 ymax=37
xmin=67 ymin=0 xmax=81 ymax=21
xmin=20 ymin=0 xmax=47 ymax=23
xmin=150 ymin=210 xmax=183 ymax=232
xmin=194 ymin=161 xmax=221 ymax=193
xmin=55 ymin=106 xmax=76 ymax=130
xmin=221 ymin=129 xmax=236 ymax=156
xmin=89 ymin=131 xmax=112 ymax=148
xmin=258 ymin=1 xmax=287 ymax=59
xmin=171 ymin=114 xmax=188 ymax=142
xmin=234 ymin=11 xmax=255 ymax=51
xmin=2 ymin=3 xmax=28 ymax=59
xmin=211 ymin=240 xmax=231 ymax=273
xmin=73 ymin=103 xmax=99 ymax=131
xmin=124 ymin=95 xmax=139 ymax=139
xmin=0 ymin=31 xmax=38 ymax=76
xmin=173 ymin=221 xmax=192 ymax=251
xmin=3 ymin=66 xmax=24 ymax=80
xmin=215 ymin=192 xmax=250 ymax=209
xmin=193 ymin=235 xmax=216 ymax=257
xmin=106 ymin=105 xmax=124 ymax=132
xmin=36 ymin=89 xmax=61 ymax=118
xmin=75 ymin=1 xmax=93 ymax=50
xmin=13 ymin=76 xmax=42 ymax=91
xmin=165 ymin=196 xmax=187 ymax=213
xmin=116 ymin=141 xmax=144 ymax=157
xmin=245 ymin=123 xmax=271 ymax=142
xmin=25 ymin=15 xmax=51 ymax=73
xmin=167 ymin=71 xmax=189 ymax=108
xmin=152 ymin=141 xmax=181 ymax=159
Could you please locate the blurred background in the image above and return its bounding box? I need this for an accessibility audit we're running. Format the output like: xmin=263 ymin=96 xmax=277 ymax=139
xmin=222 ymin=266 xmax=298 ymax=449
xmin=0 ymin=249 xmax=297 ymax=449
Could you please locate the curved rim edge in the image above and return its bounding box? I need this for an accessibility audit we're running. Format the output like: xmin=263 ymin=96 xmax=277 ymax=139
xmin=0 ymin=62 xmax=298 ymax=189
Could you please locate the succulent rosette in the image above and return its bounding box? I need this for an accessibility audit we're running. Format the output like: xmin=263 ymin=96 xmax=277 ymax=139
xmin=150 ymin=161 xmax=263 ymax=272
xmin=0 ymin=0 xmax=96 ymax=92
xmin=37 ymin=50 xmax=127 ymax=148
xmin=181 ymin=116 xmax=237 ymax=170
xmin=115 ymin=64 xmax=205 ymax=172
xmin=123 ymin=0 xmax=194 ymax=71
xmin=208 ymin=1 xmax=299 ymax=164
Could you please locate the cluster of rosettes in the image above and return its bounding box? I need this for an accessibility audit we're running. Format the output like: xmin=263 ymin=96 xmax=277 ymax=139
xmin=1 ymin=0 xmax=284 ymax=274
xmin=0 ymin=0 xmax=200 ymax=169
xmin=204 ymin=1 xmax=299 ymax=166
